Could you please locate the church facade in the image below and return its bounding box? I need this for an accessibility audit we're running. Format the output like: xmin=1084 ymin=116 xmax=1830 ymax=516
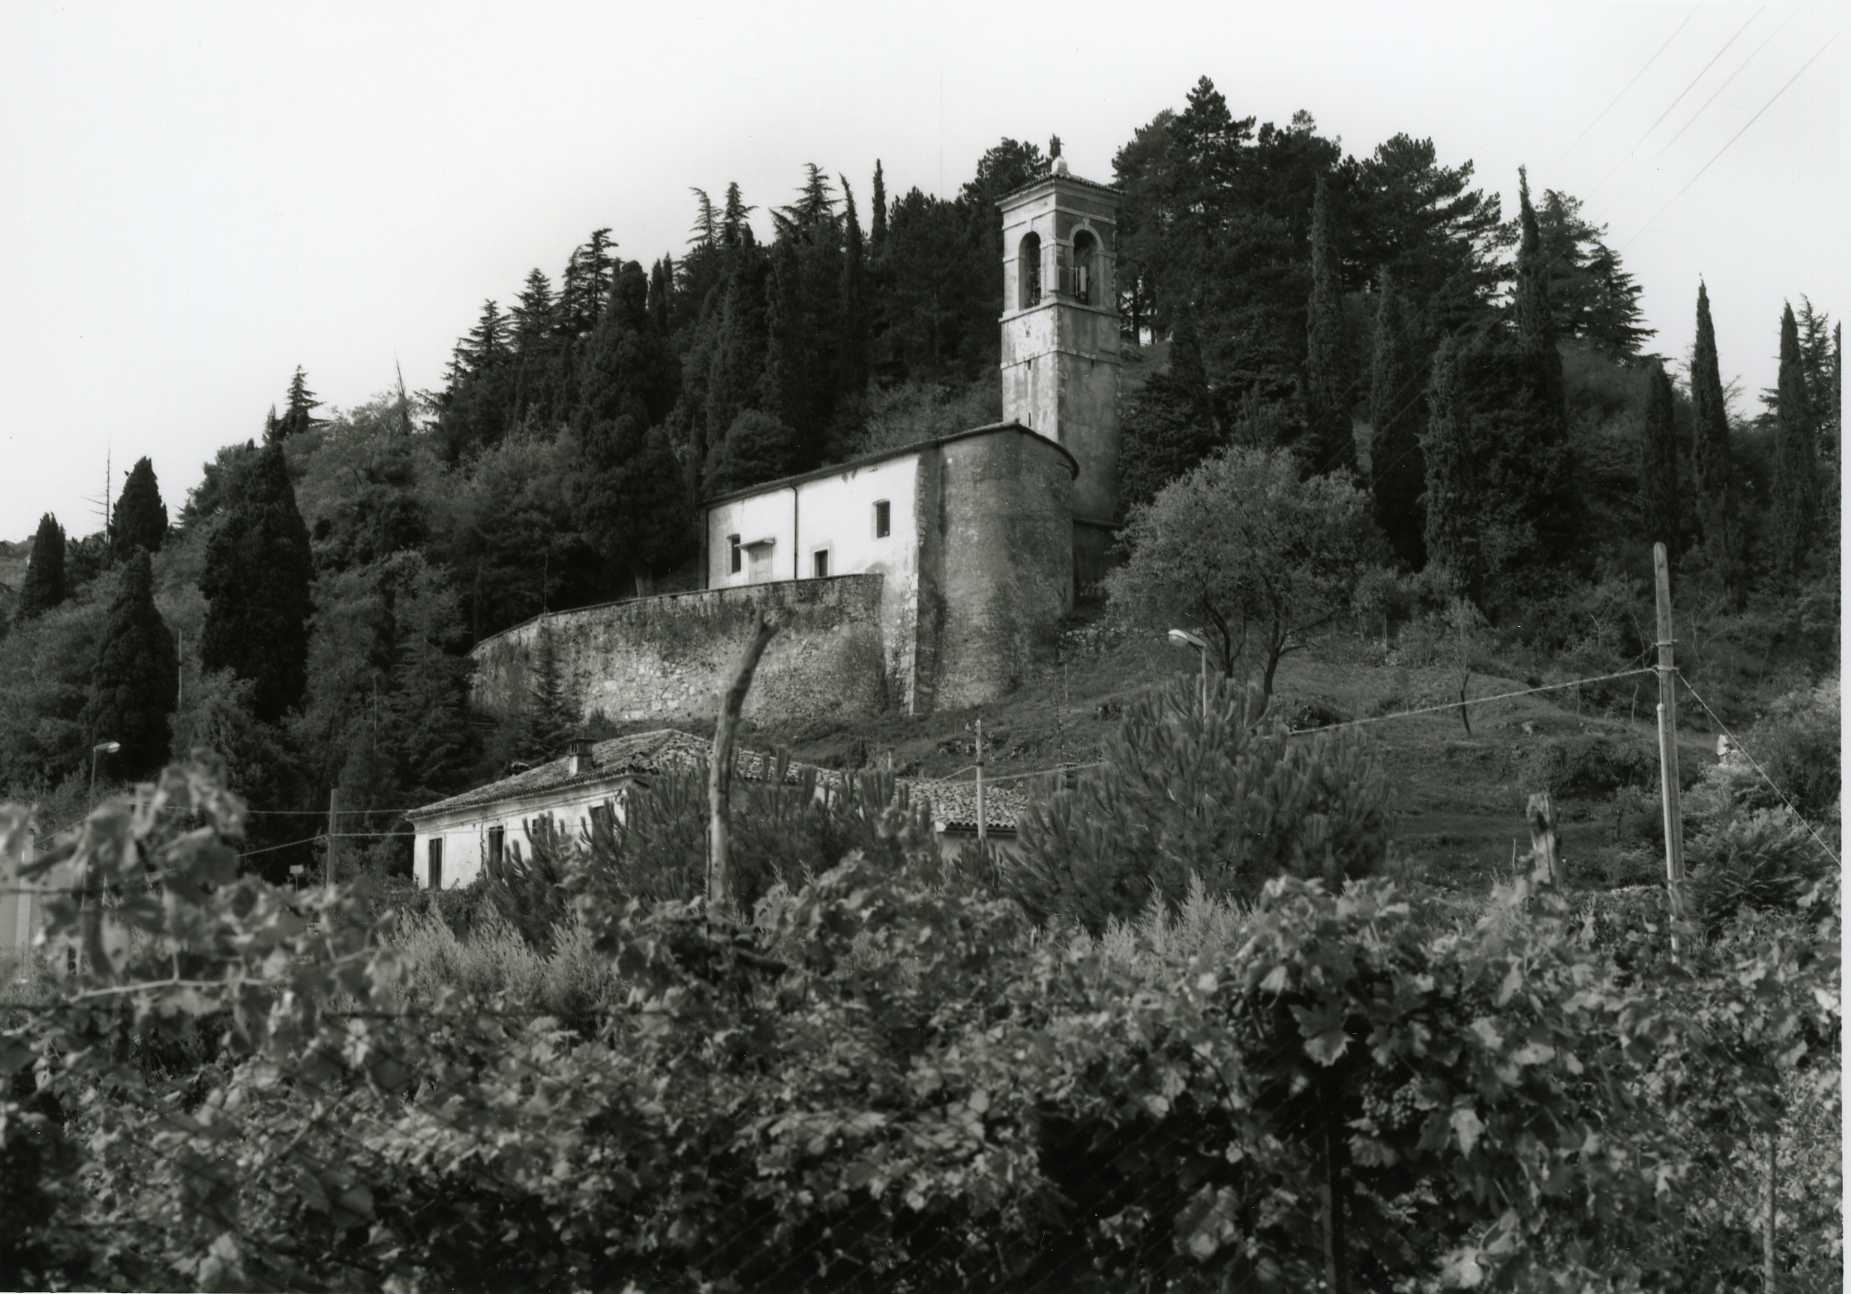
xmin=469 ymin=157 xmax=1122 ymax=723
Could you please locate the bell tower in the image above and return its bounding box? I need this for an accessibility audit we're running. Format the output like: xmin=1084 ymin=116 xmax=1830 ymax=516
xmin=998 ymin=143 xmax=1121 ymax=586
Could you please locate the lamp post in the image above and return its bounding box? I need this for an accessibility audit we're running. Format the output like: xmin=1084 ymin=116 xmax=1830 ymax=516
xmin=1166 ymin=629 xmax=1210 ymax=717
xmin=89 ymin=740 xmax=121 ymax=800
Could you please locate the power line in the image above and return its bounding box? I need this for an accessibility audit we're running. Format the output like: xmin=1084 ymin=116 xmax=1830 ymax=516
xmin=1586 ymin=5 xmax=1767 ymax=197
xmin=1553 ymin=5 xmax=1700 ymax=164
xmin=1623 ymin=31 xmax=1840 ymax=249
xmin=1654 ymin=0 xmax=1812 ymax=160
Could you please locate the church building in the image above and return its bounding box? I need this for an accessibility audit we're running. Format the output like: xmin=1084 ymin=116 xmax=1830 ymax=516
xmin=468 ymin=151 xmax=1123 ymax=725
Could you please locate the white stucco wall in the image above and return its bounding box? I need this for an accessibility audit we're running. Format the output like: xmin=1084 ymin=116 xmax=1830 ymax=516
xmin=707 ymin=453 xmax=923 ymax=703
xmin=410 ymin=778 xmax=636 ymax=891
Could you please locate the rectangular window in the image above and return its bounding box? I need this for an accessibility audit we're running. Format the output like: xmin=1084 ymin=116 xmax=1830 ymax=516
xmin=487 ymin=826 xmax=504 ymax=867
xmin=426 ymin=837 xmax=444 ymax=890
xmin=728 ymin=534 xmax=742 ymax=574
xmin=874 ymin=499 xmax=891 ymax=538
xmin=589 ymin=802 xmax=615 ymax=840
xmin=813 ymin=549 xmax=830 ymax=578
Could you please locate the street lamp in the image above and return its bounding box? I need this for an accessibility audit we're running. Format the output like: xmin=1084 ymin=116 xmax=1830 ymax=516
xmin=90 ymin=740 xmax=120 ymax=800
xmin=1166 ymin=629 xmax=1210 ymax=717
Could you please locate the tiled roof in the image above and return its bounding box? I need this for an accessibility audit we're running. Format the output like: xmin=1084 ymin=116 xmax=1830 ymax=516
xmin=908 ymin=778 xmax=1033 ymax=833
xmin=407 ymin=729 xmax=840 ymax=821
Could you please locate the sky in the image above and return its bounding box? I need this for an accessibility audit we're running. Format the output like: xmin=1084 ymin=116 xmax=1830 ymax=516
xmin=0 ymin=0 xmax=1842 ymax=544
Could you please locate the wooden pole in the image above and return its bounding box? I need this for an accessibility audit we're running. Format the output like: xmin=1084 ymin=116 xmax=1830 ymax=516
xmin=1198 ymin=647 xmax=1209 ymax=718
xmin=708 ymin=617 xmax=778 ymax=914
xmin=326 ymin=786 xmax=341 ymax=888
xmin=1764 ymin=1124 xmax=1779 ymax=1292
xmin=1653 ymin=542 xmax=1687 ymax=933
xmin=1526 ymin=792 xmax=1560 ymax=887
xmin=975 ymin=717 xmax=987 ymax=850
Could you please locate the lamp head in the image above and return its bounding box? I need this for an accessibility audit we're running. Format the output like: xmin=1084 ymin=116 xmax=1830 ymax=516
xmin=94 ymin=740 xmax=121 ymax=754
xmin=1166 ymin=628 xmax=1207 ymax=650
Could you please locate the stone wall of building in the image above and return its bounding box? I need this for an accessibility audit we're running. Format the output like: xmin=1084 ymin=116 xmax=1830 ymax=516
xmin=920 ymin=432 xmax=1075 ymax=710
xmin=470 ymin=574 xmax=889 ymax=726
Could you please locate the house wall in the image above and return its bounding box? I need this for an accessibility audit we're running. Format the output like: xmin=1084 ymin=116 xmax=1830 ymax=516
xmin=470 ymin=574 xmax=889 ymax=727
xmin=410 ymin=780 xmax=635 ymax=891
xmin=706 ymin=454 xmax=922 ymax=705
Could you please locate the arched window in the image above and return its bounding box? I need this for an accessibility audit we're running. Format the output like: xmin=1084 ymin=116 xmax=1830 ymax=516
xmin=1072 ymin=230 xmax=1098 ymax=305
xmin=1018 ymin=232 xmax=1042 ymax=308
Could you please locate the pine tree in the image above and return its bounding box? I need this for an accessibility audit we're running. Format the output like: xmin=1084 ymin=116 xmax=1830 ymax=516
xmin=1369 ymin=271 xmax=1426 ymax=567
xmin=509 ymin=269 xmax=558 ymax=424
xmin=514 ymin=624 xmax=577 ymax=765
xmin=200 ymin=440 xmax=312 ymax=722
xmin=1514 ymin=169 xmax=1563 ymax=414
xmin=1770 ymin=301 xmax=1820 ymax=575
xmin=111 ymin=456 xmax=167 ymax=558
xmin=275 ymin=367 xmax=323 ymax=440
xmin=16 ymin=512 xmax=67 ymax=623
xmin=1302 ymin=175 xmax=1351 ymax=475
xmin=720 ymin=183 xmax=756 ymax=252
xmin=1637 ymin=362 xmax=1679 ymax=553
xmin=1689 ymin=281 xmax=1734 ymax=535
xmin=82 ymin=549 xmax=176 ymax=779
xmin=1582 ymin=242 xmax=1653 ymax=359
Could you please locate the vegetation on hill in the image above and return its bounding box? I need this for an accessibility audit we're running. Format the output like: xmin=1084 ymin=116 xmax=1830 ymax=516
xmin=0 ymin=72 xmax=1836 ymax=892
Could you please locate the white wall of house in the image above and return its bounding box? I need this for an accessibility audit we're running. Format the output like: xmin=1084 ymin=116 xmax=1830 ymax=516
xmin=408 ymin=778 xmax=639 ymax=891
xmin=707 ymin=454 xmax=920 ymax=592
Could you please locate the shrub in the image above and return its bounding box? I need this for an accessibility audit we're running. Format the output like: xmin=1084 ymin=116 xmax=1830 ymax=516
xmin=1687 ymin=806 xmax=1827 ymax=933
xmin=1521 ymin=733 xmax=1654 ymax=799
xmin=1009 ymin=677 xmax=1387 ymax=931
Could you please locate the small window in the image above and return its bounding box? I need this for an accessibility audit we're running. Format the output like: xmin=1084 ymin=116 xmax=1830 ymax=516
xmin=487 ymin=826 xmax=505 ymax=867
xmin=426 ymin=837 xmax=444 ymax=890
xmin=874 ymin=499 xmax=891 ymax=538
xmin=813 ymin=549 xmax=830 ymax=578
xmin=589 ymin=802 xmax=615 ymax=840
xmin=728 ymin=534 xmax=742 ymax=574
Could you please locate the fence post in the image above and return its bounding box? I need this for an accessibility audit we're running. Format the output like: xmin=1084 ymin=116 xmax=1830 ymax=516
xmin=1653 ymin=542 xmax=1688 ymax=938
xmin=1526 ymin=792 xmax=1560 ymax=887
xmin=975 ymin=717 xmax=987 ymax=851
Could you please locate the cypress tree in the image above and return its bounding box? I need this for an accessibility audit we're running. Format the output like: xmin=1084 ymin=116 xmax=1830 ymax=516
xmin=648 ymin=257 xmax=674 ymax=338
xmin=200 ymin=441 xmax=312 ymax=722
xmin=1514 ymin=169 xmax=1564 ymax=417
xmin=1637 ymin=362 xmax=1679 ymax=553
xmin=759 ymin=243 xmax=803 ymax=430
xmin=1303 ymin=175 xmax=1352 ymax=476
xmin=16 ymin=512 xmax=67 ymax=623
xmin=1689 ymin=281 xmax=1734 ymax=549
xmin=111 ymin=456 xmax=168 ymax=558
xmin=82 ymin=549 xmax=177 ymax=779
xmin=1369 ymin=271 xmax=1425 ymax=567
xmin=838 ymin=175 xmax=870 ymax=399
xmin=1420 ymin=337 xmax=1480 ymax=598
xmin=870 ymin=160 xmax=889 ymax=259
xmin=514 ymin=624 xmax=577 ymax=765
xmin=1771 ymin=302 xmax=1820 ymax=575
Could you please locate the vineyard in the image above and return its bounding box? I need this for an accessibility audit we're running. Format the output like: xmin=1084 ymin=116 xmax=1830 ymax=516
xmin=0 ymin=678 xmax=1840 ymax=1292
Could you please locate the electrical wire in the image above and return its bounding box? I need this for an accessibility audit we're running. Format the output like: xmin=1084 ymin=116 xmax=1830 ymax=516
xmin=1552 ymin=5 xmax=1700 ymax=164
xmin=1654 ymin=0 xmax=1812 ymax=160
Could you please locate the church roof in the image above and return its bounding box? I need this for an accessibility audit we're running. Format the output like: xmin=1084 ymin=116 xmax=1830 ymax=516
xmin=407 ymin=728 xmax=841 ymax=821
xmin=996 ymin=163 xmax=1119 ymax=206
xmin=702 ymin=421 xmax=1078 ymax=509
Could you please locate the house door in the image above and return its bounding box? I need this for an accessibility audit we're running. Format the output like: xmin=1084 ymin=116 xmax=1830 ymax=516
xmin=426 ymin=837 xmax=443 ymax=890
xmin=748 ymin=545 xmax=772 ymax=582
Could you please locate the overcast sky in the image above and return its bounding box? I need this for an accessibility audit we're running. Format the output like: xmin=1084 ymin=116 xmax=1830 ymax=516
xmin=1 ymin=0 xmax=1842 ymax=543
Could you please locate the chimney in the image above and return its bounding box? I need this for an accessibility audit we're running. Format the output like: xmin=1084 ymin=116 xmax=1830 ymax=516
xmin=566 ymin=738 xmax=595 ymax=777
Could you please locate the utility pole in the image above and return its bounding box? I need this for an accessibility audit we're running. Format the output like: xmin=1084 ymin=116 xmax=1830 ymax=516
xmin=1653 ymin=542 xmax=1687 ymax=935
xmin=974 ymin=716 xmax=986 ymax=850
xmin=326 ymin=786 xmax=341 ymax=888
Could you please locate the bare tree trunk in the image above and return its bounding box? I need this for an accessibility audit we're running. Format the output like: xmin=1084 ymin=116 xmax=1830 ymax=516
xmin=1458 ymin=668 xmax=1472 ymax=736
xmin=708 ymin=617 xmax=779 ymax=915
xmin=1764 ymin=1121 xmax=1779 ymax=1292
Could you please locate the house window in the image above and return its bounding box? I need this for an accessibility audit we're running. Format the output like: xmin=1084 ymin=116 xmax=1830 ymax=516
xmin=426 ymin=837 xmax=443 ymax=890
xmin=813 ymin=549 xmax=830 ymax=578
xmin=487 ymin=826 xmax=504 ymax=868
xmin=874 ymin=499 xmax=891 ymax=538
xmin=589 ymin=802 xmax=615 ymax=840
xmin=728 ymin=534 xmax=742 ymax=574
